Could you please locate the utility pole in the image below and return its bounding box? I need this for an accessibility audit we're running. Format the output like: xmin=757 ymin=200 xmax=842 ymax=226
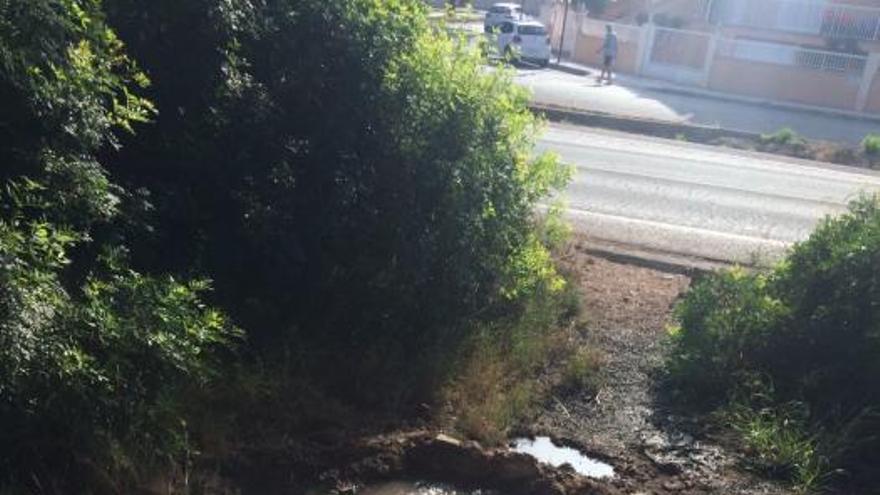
xmin=520 ymin=0 xmax=525 ymax=19
xmin=557 ymin=0 xmax=570 ymax=64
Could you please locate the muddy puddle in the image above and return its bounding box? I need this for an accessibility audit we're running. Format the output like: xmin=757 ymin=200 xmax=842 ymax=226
xmin=358 ymin=481 xmax=495 ymax=495
xmin=511 ymin=437 xmax=615 ymax=479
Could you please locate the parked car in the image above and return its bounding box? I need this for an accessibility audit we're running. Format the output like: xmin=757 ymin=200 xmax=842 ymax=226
xmin=495 ymin=20 xmax=551 ymax=67
xmin=484 ymin=2 xmax=523 ymax=32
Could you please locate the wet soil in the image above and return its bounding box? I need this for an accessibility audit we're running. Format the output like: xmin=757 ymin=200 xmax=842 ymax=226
xmin=527 ymin=244 xmax=792 ymax=495
xmin=172 ymin=245 xmax=796 ymax=495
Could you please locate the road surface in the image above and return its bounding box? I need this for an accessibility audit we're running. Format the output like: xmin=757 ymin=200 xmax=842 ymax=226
xmin=540 ymin=124 xmax=880 ymax=265
xmin=520 ymin=68 xmax=880 ymax=145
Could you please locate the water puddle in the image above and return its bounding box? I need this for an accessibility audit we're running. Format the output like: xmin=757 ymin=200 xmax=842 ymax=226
xmin=358 ymin=481 xmax=493 ymax=495
xmin=511 ymin=437 xmax=615 ymax=479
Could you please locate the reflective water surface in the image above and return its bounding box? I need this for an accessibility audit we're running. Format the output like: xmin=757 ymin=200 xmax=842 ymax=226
xmin=511 ymin=436 xmax=615 ymax=478
xmin=358 ymin=481 xmax=493 ymax=495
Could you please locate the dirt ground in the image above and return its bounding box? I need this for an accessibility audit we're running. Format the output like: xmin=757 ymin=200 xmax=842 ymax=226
xmin=182 ymin=243 xmax=799 ymax=495
xmin=529 ymin=243 xmax=792 ymax=495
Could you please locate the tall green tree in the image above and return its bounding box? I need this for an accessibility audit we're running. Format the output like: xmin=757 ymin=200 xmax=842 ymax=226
xmin=105 ymin=0 xmax=568 ymax=402
xmin=0 ymin=1 xmax=236 ymax=490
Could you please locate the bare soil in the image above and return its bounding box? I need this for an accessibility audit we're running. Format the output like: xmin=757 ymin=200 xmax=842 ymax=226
xmin=527 ymin=243 xmax=792 ymax=495
xmin=176 ymin=243 xmax=798 ymax=495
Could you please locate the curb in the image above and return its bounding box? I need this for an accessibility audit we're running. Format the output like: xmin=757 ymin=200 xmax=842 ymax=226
xmin=643 ymin=85 xmax=880 ymax=126
xmin=529 ymin=103 xmax=761 ymax=143
xmin=583 ymin=246 xmax=717 ymax=277
xmin=548 ymin=62 xmax=591 ymax=77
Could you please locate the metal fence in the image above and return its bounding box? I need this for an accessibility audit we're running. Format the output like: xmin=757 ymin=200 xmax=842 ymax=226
xmin=821 ymin=3 xmax=880 ymax=41
xmin=717 ymin=38 xmax=867 ymax=74
xmin=713 ymin=0 xmax=880 ymax=41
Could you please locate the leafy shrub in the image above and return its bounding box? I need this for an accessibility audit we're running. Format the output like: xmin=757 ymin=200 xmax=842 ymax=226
xmin=862 ymin=133 xmax=880 ymax=155
xmin=761 ymin=127 xmax=804 ymax=146
xmin=0 ymin=0 xmax=236 ymax=490
xmin=105 ymin=0 xmax=570 ymax=403
xmin=667 ymin=267 xmax=788 ymax=401
xmin=0 ymin=227 xmax=238 ymax=489
xmin=668 ymin=195 xmax=880 ymax=490
xmin=2 ymin=0 xmax=572 ymax=488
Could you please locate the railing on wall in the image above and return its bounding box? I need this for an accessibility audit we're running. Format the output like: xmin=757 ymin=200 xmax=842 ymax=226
xmin=821 ymin=3 xmax=880 ymax=41
xmin=717 ymin=38 xmax=867 ymax=74
xmin=713 ymin=0 xmax=880 ymax=41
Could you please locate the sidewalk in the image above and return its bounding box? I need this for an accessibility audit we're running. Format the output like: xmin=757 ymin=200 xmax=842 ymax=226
xmin=517 ymin=60 xmax=880 ymax=145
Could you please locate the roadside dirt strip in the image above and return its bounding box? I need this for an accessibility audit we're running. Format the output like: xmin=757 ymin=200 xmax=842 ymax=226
xmin=529 ymin=242 xmax=792 ymax=495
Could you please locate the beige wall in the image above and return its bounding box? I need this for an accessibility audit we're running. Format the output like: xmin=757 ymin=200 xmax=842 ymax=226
xmin=719 ymin=26 xmax=830 ymax=48
xmin=710 ymin=57 xmax=861 ymax=109
xmin=572 ymin=33 xmax=640 ymax=73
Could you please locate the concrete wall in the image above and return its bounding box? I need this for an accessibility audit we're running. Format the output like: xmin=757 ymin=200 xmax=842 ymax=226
xmin=865 ymin=67 xmax=880 ymax=112
xmin=572 ymin=30 xmax=641 ymax=73
xmin=496 ymin=2 xmax=880 ymax=114
xmin=709 ymin=57 xmax=862 ymax=110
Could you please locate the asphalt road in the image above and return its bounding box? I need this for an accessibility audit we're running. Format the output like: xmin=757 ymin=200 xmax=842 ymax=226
xmin=540 ymin=124 xmax=880 ymax=265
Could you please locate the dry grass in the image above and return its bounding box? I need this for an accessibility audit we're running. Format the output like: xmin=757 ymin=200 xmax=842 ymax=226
xmin=559 ymin=347 xmax=603 ymax=394
xmin=440 ymin=268 xmax=603 ymax=445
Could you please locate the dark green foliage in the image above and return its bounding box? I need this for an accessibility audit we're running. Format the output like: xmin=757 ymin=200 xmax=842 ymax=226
xmin=0 ymin=0 xmax=236 ymax=490
xmin=760 ymin=127 xmax=805 ymax=147
xmin=0 ymin=230 xmax=236 ymax=489
xmin=668 ymin=196 xmax=880 ymax=490
xmin=862 ymin=133 xmax=880 ymax=155
xmin=1 ymin=0 xmax=568 ymax=490
xmin=105 ymin=0 xmax=567 ymax=403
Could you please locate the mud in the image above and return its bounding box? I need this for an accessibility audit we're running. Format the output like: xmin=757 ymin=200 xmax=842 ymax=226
xmin=305 ymin=248 xmax=793 ymax=495
xmin=173 ymin=247 xmax=796 ymax=495
xmin=526 ymin=246 xmax=791 ymax=495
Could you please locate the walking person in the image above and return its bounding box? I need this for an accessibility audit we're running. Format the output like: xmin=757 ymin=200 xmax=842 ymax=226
xmin=597 ymin=24 xmax=618 ymax=85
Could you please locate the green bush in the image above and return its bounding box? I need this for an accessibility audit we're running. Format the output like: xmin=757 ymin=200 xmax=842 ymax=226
xmin=760 ymin=127 xmax=804 ymax=146
xmin=862 ymin=133 xmax=880 ymax=155
xmin=1 ymin=0 xmax=571 ymax=489
xmin=0 ymin=228 xmax=238 ymax=489
xmin=668 ymin=196 xmax=880 ymax=490
xmin=105 ymin=0 xmax=569 ymax=403
xmin=0 ymin=1 xmax=236 ymax=490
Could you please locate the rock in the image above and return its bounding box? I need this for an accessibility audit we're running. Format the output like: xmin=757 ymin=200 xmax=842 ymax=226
xmin=662 ymin=479 xmax=685 ymax=491
xmin=435 ymin=433 xmax=462 ymax=446
xmin=405 ymin=435 xmax=489 ymax=485
xmin=490 ymin=452 xmax=543 ymax=482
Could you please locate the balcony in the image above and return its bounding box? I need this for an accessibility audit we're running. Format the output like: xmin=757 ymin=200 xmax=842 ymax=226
xmin=712 ymin=0 xmax=880 ymax=41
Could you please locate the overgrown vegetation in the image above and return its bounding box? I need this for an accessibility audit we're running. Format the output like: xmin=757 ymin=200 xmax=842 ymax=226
xmin=559 ymin=347 xmax=603 ymax=394
xmin=445 ymin=278 xmax=580 ymax=445
xmin=1 ymin=0 xmax=575 ymax=491
xmin=760 ymin=127 xmax=805 ymax=147
xmin=0 ymin=1 xmax=238 ymax=490
xmin=862 ymin=133 xmax=880 ymax=155
xmin=668 ymin=196 xmax=880 ymax=493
